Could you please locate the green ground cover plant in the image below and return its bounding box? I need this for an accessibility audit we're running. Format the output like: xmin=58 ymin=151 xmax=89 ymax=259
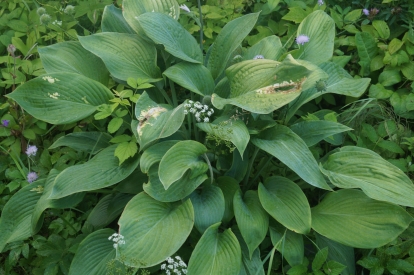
xmin=1 ymin=0 xmax=414 ymax=274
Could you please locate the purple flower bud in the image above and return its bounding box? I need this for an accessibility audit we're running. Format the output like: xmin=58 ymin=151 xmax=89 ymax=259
xmin=25 ymin=145 xmax=38 ymax=157
xmin=296 ymin=34 xmax=310 ymax=45
xmin=7 ymin=44 xmax=16 ymax=57
xmin=253 ymin=55 xmax=265 ymax=60
xmin=1 ymin=119 xmax=9 ymax=127
xmin=27 ymin=172 xmax=38 ymax=183
xmin=318 ymin=0 xmax=324 ymax=6
xmin=363 ymin=9 xmax=369 ymax=15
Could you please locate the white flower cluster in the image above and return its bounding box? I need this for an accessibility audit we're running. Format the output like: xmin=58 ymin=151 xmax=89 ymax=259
xmin=184 ymin=100 xmax=214 ymax=123
xmin=108 ymin=233 xmax=125 ymax=249
xmin=160 ymin=256 xmax=187 ymax=275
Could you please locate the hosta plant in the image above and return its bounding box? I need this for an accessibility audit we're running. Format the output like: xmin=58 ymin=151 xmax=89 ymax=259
xmin=2 ymin=1 xmax=414 ymax=274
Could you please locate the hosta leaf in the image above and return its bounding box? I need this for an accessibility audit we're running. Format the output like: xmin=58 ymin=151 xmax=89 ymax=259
xmin=258 ymin=176 xmax=311 ymax=234
xmin=286 ymin=62 xmax=370 ymax=121
xmin=140 ymin=140 xmax=179 ymax=173
xmin=50 ymin=145 xmax=140 ymax=199
xmin=311 ymin=189 xmax=414 ymax=248
xmin=187 ymin=223 xmax=241 ymax=275
xmin=78 ymin=33 xmax=161 ymax=82
xmin=197 ymin=116 xmax=249 ymax=158
xmin=49 ymin=132 xmax=112 ymax=154
xmin=163 ymin=63 xmax=215 ymax=96
xmin=269 ymin=220 xmax=304 ymax=266
xmin=321 ymin=146 xmax=414 ymax=207
xmin=32 ymin=170 xmax=84 ymax=233
xmin=38 ymin=41 xmax=109 ymax=85
xmin=244 ymin=35 xmax=284 ymax=61
xmin=118 ymin=192 xmax=194 ymax=267
xmin=7 ymin=73 xmax=114 ymax=124
xmin=123 ymin=0 xmax=179 ymax=35
xmin=233 ymin=190 xmax=269 ymax=259
xmin=144 ymin=165 xmax=207 ymax=202
xmin=68 ymin=229 xmax=121 ymax=275
xmin=135 ymin=92 xmax=185 ymax=150
xmin=159 ymin=140 xmax=208 ymax=190
xmin=355 ymin=32 xmax=378 ymax=76
xmin=0 ymin=181 xmax=44 ymax=252
xmin=189 ymin=184 xmax=225 ymax=233
xmin=295 ymin=10 xmax=335 ymax=64
xmin=290 ymin=121 xmax=352 ymax=147
xmin=252 ymin=125 xmax=331 ymax=190
xmin=207 ymin=13 xmax=259 ymax=79
xmin=316 ymin=234 xmax=355 ymax=275
xmin=217 ymin=176 xmax=240 ymax=224
xmin=137 ymin=12 xmax=202 ymax=63
xmin=233 ymin=228 xmax=265 ymax=275
xmin=101 ymin=4 xmax=135 ymax=33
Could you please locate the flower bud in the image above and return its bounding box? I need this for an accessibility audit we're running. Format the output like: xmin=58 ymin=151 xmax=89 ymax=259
xmin=64 ymin=5 xmax=75 ymax=15
xmin=7 ymin=44 xmax=16 ymax=56
xmin=202 ymin=95 xmax=212 ymax=106
xmin=40 ymin=13 xmax=51 ymax=25
xmin=37 ymin=7 xmax=46 ymax=16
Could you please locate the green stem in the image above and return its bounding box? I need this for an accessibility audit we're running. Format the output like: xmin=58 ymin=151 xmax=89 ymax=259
xmin=250 ymin=155 xmax=272 ymax=185
xmin=0 ymin=145 xmax=26 ymax=179
xmin=203 ymin=153 xmax=214 ymax=184
xmin=243 ymin=147 xmax=260 ymax=190
xmin=169 ymin=79 xmax=178 ymax=106
xmin=155 ymin=83 xmax=173 ymax=106
xmin=197 ymin=0 xmax=204 ymax=52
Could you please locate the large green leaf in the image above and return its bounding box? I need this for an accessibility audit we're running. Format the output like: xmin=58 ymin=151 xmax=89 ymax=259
xmin=290 ymin=121 xmax=352 ymax=147
xmin=187 ymin=223 xmax=241 ymax=275
xmin=355 ymin=32 xmax=378 ymax=76
xmin=78 ymin=33 xmax=161 ymax=82
xmin=137 ymin=12 xmax=202 ymax=63
xmin=295 ymin=10 xmax=335 ymax=64
xmin=68 ymin=228 xmax=122 ymax=275
xmin=258 ymin=177 xmax=311 ymax=234
xmin=244 ymin=35 xmax=284 ymax=61
xmin=122 ymin=0 xmax=179 ymax=35
xmin=0 ymin=181 xmax=44 ymax=252
xmin=38 ymin=41 xmax=109 ymax=85
xmin=311 ymin=189 xmax=414 ymax=248
xmin=321 ymin=146 xmax=414 ymax=207
xmin=158 ymin=140 xmax=208 ymax=190
xmin=197 ymin=115 xmax=249 ymax=158
xmin=207 ymin=13 xmax=259 ymax=79
xmin=269 ymin=221 xmax=304 ymax=266
xmin=189 ymin=184 xmax=225 ymax=233
xmin=286 ymin=62 xmax=370 ymax=122
xmin=7 ymin=72 xmax=114 ymax=124
xmin=144 ymin=165 xmax=207 ymax=202
xmin=49 ymin=132 xmax=112 ymax=154
xmin=101 ymin=4 xmax=135 ymax=33
xmin=163 ymin=63 xmax=215 ymax=96
xmin=252 ymin=125 xmax=331 ymax=190
xmin=315 ymin=234 xmax=355 ymax=275
xmin=118 ymin=192 xmax=194 ymax=267
xmin=49 ymin=145 xmax=140 ymax=199
xmin=32 ymin=170 xmax=84 ymax=233
xmin=233 ymin=190 xmax=269 ymax=259
xmin=212 ymin=56 xmax=311 ymax=114
xmin=135 ymin=92 xmax=185 ymax=150
xmin=140 ymin=140 xmax=179 ymax=173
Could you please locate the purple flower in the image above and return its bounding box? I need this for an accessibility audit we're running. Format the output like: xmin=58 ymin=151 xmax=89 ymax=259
xmin=25 ymin=145 xmax=38 ymax=157
xmin=1 ymin=119 xmax=9 ymax=127
xmin=296 ymin=34 xmax=310 ymax=45
xmin=27 ymin=172 xmax=38 ymax=183
xmin=253 ymin=55 xmax=264 ymax=60
xmin=363 ymin=9 xmax=369 ymax=15
xmin=318 ymin=0 xmax=324 ymax=6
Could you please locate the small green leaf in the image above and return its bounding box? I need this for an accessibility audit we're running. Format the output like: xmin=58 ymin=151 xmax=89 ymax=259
xmin=355 ymin=32 xmax=378 ymax=76
xmin=378 ymin=70 xmax=401 ymax=86
xmin=269 ymin=221 xmax=304 ymax=266
xmin=114 ymin=141 xmax=138 ymax=165
xmin=313 ymin=247 xmax=329 ymax=271
xmin=159 ymin=140 xmax=208 ymax=190
xmin=372 ymin=20 xmax=390 ymax=39
xmin=108 ymin=117 xmax=123 ymax=134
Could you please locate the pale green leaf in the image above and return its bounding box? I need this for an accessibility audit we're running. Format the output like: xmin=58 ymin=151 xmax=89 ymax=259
xmin=7 ymin=73 xmax=114 ymax=124
xmin=355 ymin=32 xmax=378 ymax=76
xmin=114 ymin=141 xmax=138 ymax=165
xmin=101 ymin=4 xmax=135 ymax=33
xmin=140 ymin=140 xmax=179 ymax=174
xmin=372 ymin=20 xmax=390 ymax=39
xmin=49 ymin=132 xmax=112 ymax=154
xmin=234 ymin=228 xmax=265 ymax=275
xmin=244 ymin=35 xmax=284 ymax=61
xmin=311 ymin=189 xmax=414 ymax=248
xmin=269 ymin=221 xmax=304 ymax=266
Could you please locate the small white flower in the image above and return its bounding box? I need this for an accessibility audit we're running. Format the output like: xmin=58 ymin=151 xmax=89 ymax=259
xmin=195 ymin=112 xmax=200 ymax=118
xmin=188 ymin=100 xmax=193 ymax=104
xmin=207 ymin=111 xmax=212 ymax=116
xmin=179 ymin=4 xmax=191 ymax=13
xmin=196 ymin=117 xmax=201 ymax=122
xmin=168 ymin=264 xmax=174 ymax=269
xmin=161 ymin=264 xmax=166 ymax=270
xmin=204 ymin=105 xmax=209 ymax=110
xmin=210 ymin=108 xmax=214 ymax=114
xmin=184 ymin=109 xmax=188 ymax=115
xmin=203 ymin=117 xmax=209 ymax=122
xmin=189 ymin=108 xmax=196 ymax=113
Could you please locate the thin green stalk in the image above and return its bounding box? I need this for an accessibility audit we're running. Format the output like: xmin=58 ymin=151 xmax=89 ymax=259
xmin=203 ymin=153 xmax=214 ymax=184
xmin=0 ymin=145 xmax=26 ymax=179
xmin=243 ymin=147 xmax=260 ymax=190
xmin=197 ymin=0 xmax=204 ymax=52
xmin=155 ymin=83 xmax=174 ymax=106
xmin=169 ymin=79 xmax=178 ymax=106
xmin=251 ymin=155 xmax=272 ymax=184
